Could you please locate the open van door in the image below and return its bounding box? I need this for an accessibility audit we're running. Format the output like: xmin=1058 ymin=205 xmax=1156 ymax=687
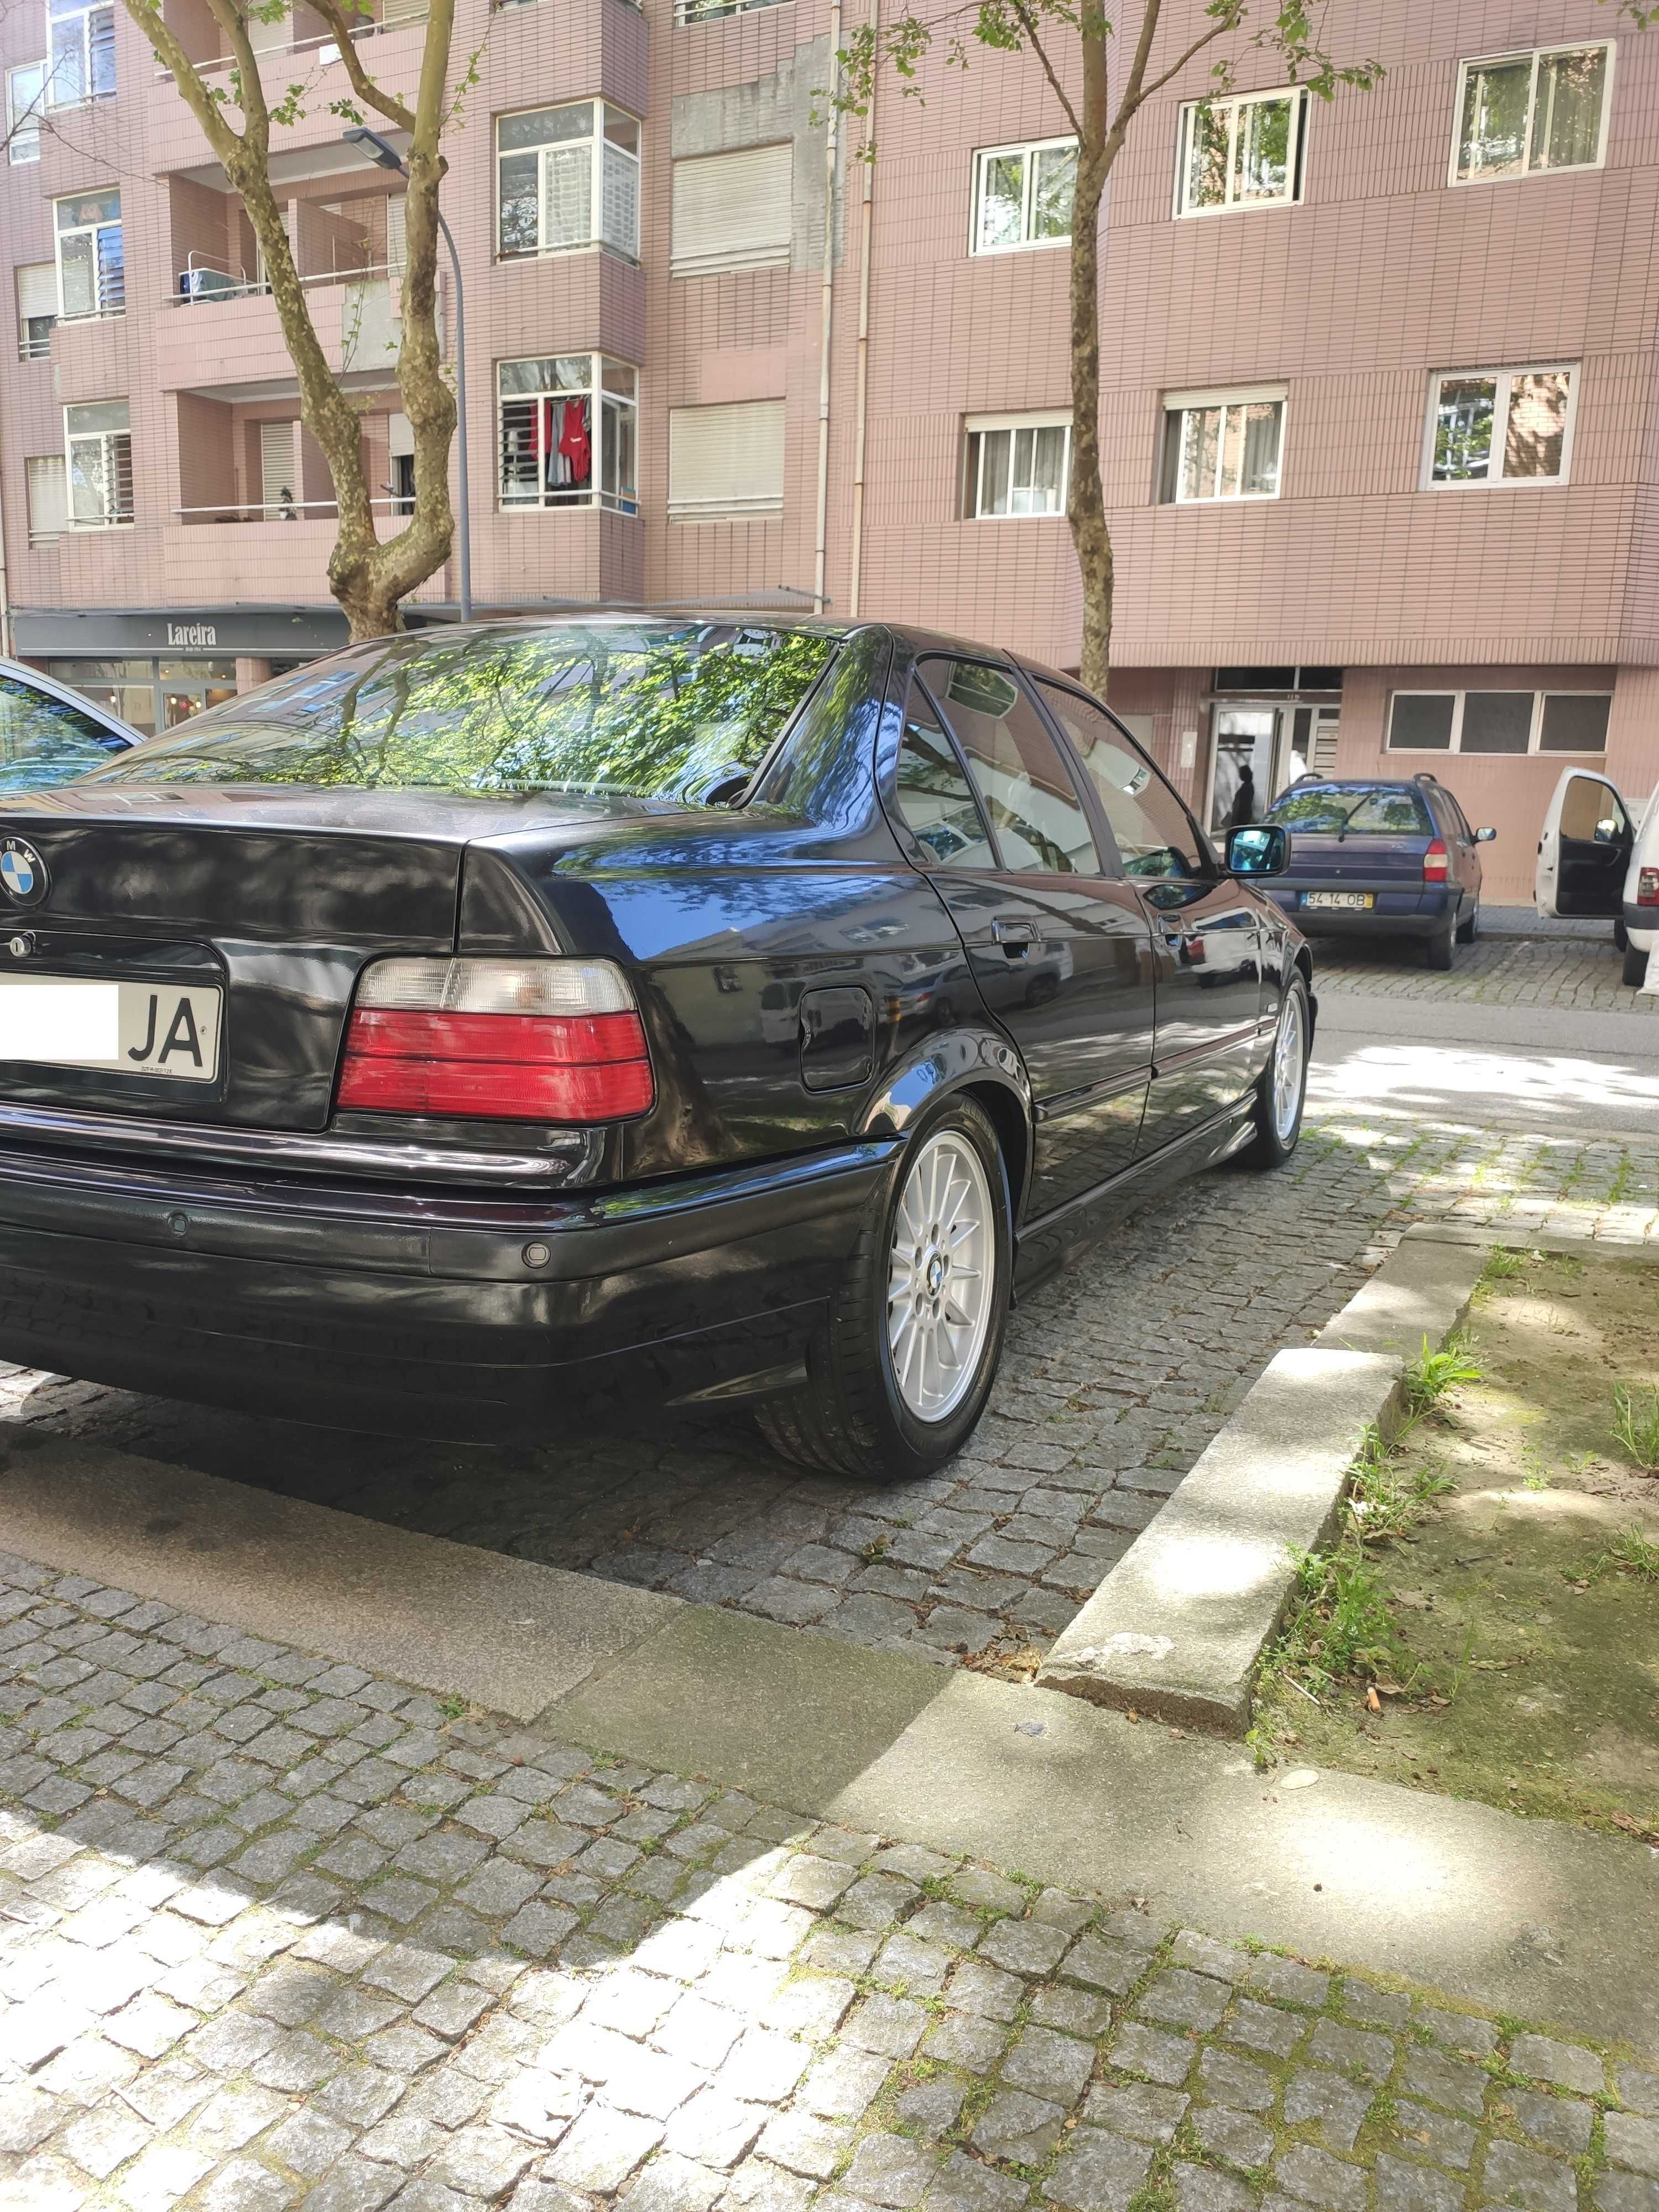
xmin=1535 ymin=767 xmax=1634 ymax=919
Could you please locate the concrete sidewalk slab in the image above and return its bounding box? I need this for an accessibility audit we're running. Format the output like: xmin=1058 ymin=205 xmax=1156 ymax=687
xmin=1316 ymin=990 xmax=1659 ymax=1056
xmin=0 ymin=1421 xmax=676 ymax=1718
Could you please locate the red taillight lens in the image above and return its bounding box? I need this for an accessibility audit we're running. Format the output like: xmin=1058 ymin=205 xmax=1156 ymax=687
xmin=1423 ymin=838 xmax=1449 ymax=883
xmin=336 ymin=958 xmax=654 ymax=1123
xmin=1639 ymin=868 xmax=1659 ymax=906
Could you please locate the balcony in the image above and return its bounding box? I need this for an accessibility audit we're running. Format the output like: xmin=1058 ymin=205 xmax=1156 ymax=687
xmin=154 ymin=266 xmax=411 ymax=397
xmin=162 ymin=516 xmax=446 ymax=606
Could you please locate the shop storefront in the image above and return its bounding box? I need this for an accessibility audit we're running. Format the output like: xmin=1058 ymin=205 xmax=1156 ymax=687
xmin=9 ymin=607 xmax=357 ymax=734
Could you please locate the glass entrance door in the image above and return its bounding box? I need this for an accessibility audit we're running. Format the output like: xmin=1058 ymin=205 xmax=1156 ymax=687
xmin=1206 ymin=703 xmax=1318 ymax=835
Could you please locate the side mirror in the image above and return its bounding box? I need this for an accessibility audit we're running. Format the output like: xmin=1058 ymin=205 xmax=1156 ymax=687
xmin=1475 ymin=825 xmax=1497 ymax=843
xmin=1225 ymin=823 xmax=1290 ymax=878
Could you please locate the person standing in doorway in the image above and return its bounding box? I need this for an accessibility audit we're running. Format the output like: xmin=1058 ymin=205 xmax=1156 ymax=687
xmin=1228 ymin=763 xmax=1258 ymax=826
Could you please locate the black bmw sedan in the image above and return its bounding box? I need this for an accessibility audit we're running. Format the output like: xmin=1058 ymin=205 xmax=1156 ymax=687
xmin=0 ymin=618 xmax=1312 ymax=1481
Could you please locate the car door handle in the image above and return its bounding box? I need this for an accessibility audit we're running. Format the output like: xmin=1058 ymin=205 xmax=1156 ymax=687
xmin=991 ymin=916 xmax=1042 ymax=955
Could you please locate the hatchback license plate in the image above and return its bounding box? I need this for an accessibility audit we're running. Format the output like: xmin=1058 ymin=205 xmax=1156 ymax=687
xmin=1303 ymin=891 xmax=1375 ymax=911
xmin=0 ymin=978 xmax=222 ymax=1083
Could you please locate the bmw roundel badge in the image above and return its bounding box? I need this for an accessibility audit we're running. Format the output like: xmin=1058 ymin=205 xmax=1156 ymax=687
xmin=0 ymin=837 xmax=48 ymax=908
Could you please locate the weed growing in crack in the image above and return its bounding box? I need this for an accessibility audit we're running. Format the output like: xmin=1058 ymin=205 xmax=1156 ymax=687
xmin=1610 ymin=1383 xmax=1659 ymax=1472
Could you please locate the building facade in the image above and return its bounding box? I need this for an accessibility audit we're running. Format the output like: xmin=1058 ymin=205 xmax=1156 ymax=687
xmin=2 ymin=0 xmax=1656 ymax=896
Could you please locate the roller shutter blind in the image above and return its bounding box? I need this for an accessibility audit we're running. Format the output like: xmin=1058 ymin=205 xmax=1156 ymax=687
xmin=671 ymin=144 xmax=792 ymax=277
xmin=17 ymin=262 xmax=56 ymax=319
xmin=260 ymin=420 xmax=298 ymax=515
xmin=25 ymin=455 xmax=67 ymax=542
xmin=668 ymin=399 xmax=785 ymax=519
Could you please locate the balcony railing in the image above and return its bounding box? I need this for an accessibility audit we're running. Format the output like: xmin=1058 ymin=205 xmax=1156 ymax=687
xmin=175 ymin=495 xmax=411 ymax=525
xmin=157 ymin=11 xmax=426 ymax=83
xmin=674 ymin=0 xmax=788 ymax=25
xmin=163 ymin=259 xmax=399 ymax=307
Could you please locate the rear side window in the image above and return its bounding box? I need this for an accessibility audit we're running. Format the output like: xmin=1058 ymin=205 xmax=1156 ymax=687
xmin=1267 ymin=786 xmax=1431 ymax=835
xmin=920 ymin=658 xmax=1101 ymax=874
xmin=1036 ymin=680 xmax=1207 ymax=879
xmin=893 ymin=688 xmax=996 ymax=869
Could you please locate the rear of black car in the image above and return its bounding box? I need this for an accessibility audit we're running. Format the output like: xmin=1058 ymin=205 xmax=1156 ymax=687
xmin=1258 ymin=778 xmax=1478 ymax=958
xmin=0 ymin=620 xmax=901 ymax=1439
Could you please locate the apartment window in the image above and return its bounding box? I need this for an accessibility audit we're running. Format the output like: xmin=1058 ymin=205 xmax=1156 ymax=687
xmin=64 ymin=399 xmax=132 ymax=528
xmin=964 ymin=413 xmax=1071 ymax=518
xmin=55 ymin=189 xmax=123 ymax=320
xmin=17 ymin=263 xmax=56 ymax=360
xmin=496 ymin=102 xmax=640 ymax=262
xmin=498 ymin=356 xmax=638 ymax=512
xmin=7 ymin=61 xmax=46 ymax=160
xmin=1453 ymin=44 xmax=1611 ymax=183
xmin=671 ymin=144 xmax=792 ymax=276
xmin=260 ymin=421 xmax=299 ymax=519
xmin=971 ymin=138 xmax=1076 ymax=252
xmin=25 ymin=455 xmax=67 ymax=544
xmin=1387 ymin=688 xmax=1611 ymax=755
xmin=46 ymin=0 xmax=115 ymax=106
xmin=1176 ymin=87 xmax=1306 ymax=216
xmin=1426 ymin=364 xmax=1575 ymax=487
xmin=1159 ymin=387 xmax=1286 ymax=503
xmin=667 ymin=399 xmax=785 ymax=519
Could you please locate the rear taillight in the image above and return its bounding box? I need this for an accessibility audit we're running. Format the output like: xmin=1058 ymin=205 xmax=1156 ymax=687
xmin=1422 ymin=838 xmax=1449 ymax=883
xmin=1639 ymin=868 xmax=1659 ymax=906
xmin=337 ymin=958 xmax=654 ymax=1123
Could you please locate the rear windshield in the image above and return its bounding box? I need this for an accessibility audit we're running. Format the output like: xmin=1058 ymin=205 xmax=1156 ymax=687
xmin=1266 ymin=786 xmax=1432 ymax=836
xmin=82 ymin=622 xmax=838 ymax=801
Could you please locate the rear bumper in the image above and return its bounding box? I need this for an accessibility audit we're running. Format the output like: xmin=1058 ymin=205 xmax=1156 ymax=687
xmin=0 ymin=1136 xmax=897 ymax=1439
xmin=1623 ymin=901 xmax=1657 ymax=950
xmin=1267 ymin=886 xmax=1459 ymax=937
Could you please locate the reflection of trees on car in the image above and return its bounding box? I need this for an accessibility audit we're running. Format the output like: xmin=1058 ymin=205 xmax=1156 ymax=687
xmin=87 ymin=627 xmax=838 ymax=801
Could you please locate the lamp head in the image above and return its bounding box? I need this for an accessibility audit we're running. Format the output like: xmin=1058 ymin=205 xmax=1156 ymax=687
xmin=342 ymin=126 xmax=408 ymax=175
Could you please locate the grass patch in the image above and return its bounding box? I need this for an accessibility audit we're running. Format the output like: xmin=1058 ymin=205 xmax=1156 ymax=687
xmin=1585 ymin=1528 xmax=1659 ymax=1582
xmin=1611 ymin=1384 xmax=1659 ymax=1472
xmin=1481 ymin=1248 xmax=1532 ymax=1284
xmin=1403 ymin=1333 xmax=1483 ymax=1419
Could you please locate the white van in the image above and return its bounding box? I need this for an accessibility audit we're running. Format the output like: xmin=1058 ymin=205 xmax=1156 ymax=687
xmin=1534 ymin=766 xmax=1658 ymax=988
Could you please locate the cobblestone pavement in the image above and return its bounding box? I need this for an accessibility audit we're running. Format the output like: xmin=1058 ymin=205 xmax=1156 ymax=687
xmin=1311 ymin=931 xmax=1649 ymax=1014
xmin=3 ymin=1108 xmax=1653 ymax=1682
xmin=2 ymin=1559 xmax=1657 ymax=2212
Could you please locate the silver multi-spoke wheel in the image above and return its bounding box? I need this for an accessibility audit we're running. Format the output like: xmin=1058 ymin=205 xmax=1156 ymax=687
xmin=1271 ymin=987 xmax=1307 ymax=1142
xmin=886 ymin=1130 xmax=994 ymax=1423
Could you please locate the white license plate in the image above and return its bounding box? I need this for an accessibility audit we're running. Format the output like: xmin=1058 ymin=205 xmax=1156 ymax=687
xmin=1303 ymin=891 xmax=1375 ymax=911
xmin=0 ymin=978 xmax=222 ymax=1083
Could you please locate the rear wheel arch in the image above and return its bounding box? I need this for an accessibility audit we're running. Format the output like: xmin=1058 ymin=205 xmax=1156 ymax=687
xmin=860 ymin=1028 xmax=1033 ymax=1213
xmin=961 ymin=1077 xmax=1028 ymax=1226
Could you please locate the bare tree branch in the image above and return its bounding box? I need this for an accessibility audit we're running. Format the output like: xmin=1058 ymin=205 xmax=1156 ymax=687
xmin=308 ymin=0 xmax=417 ymax=131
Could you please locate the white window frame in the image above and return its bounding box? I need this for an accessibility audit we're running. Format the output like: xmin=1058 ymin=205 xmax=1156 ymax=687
xmin=45 ymin=0 xmax=115 ymax=108
xmin=54 ymin=188 xmax=123 ymax=321
xmin=1385 ymin=688 xmax=1613 ymax=756
xmin=1449 ymin=41 xmax=1614 ymax=187
xmin=1173 ymin=86 xmax=1306 ymax=218
xmin=497 ymin=353 xmax=639 ymax=514
xmin=7 ymin=61 xmax=46 ymax=161
xmin=63 ymin=399 xmax=132 ymax=530
xmin=1421 ymin=363 xmax=1579 ymax=491
xmin=968 ymin=136 xmax=1077 ymax=255
xmin=1160 ymin=384 xmax=1288 ymax=505
xmin=494 ymin=101 xmax=641 ymax=263
xmin=963 ymin=410 xmax=1072 ymax=519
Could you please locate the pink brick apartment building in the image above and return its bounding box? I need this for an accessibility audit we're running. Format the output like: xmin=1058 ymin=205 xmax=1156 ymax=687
xmin=2 ymin=0 xmax=1657 ymax=896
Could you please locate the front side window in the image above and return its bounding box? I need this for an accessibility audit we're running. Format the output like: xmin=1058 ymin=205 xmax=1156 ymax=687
xmin=46 ymin=0 xmax=114 ymax=106
xmin=1387 ymin=689 xmax=1611 ymax=756
xmin=83 ymin=623 xmax=838 ymax=798
xmin=55 ymin=188 xmax=123 ymax=319
xmin=1038 ymin=681 xmax=1207 ymax=879
xmin=1160 ymin=389 xmax=1285 ymax=503
xmin=971 ymin=137 xmax=1076 ymax=252
xmin=1427 ymin=365 xmax=1575 ymax=486
xmin=965 ymin=414 xmax=1070 ymax=518
xmin=64 ymin=398 xmax=131 ymax=527
xmin=8 ymin=61 xmax=45 ymax=160
xmin=496 ymin=102 xmax=640 ymax=260
xmin=1176 ymin=87 xmax=1306 ymax=216
xmin=919 ymin=659 xmax=1099 ymax=875
xmin=498 ymin=355 xmax=637 ymax=513
xmin=0 ymin=674 xmax=127 ymax=790
xmin=1454 ymin=44 xmax=1610 ymax=182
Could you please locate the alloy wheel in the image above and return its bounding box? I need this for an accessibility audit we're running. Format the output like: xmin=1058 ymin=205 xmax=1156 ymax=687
xmin=886 ymin=1130 xmax=994 ymax=1422
xmin=1272 ymin=988 xmax=1307 ymax=1143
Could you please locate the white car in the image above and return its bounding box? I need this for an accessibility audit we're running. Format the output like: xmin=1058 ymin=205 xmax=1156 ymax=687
xmin=1535 ymin=764 xmax=1658 ymax=989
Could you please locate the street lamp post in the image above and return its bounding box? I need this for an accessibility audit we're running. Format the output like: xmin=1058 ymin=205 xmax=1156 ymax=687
xmin=342 ymin=127 xmax=472 ymax=622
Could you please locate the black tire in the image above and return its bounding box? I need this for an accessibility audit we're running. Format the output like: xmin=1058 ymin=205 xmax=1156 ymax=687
xmin=1426 ymin=919 xmax=1455 ymax=971
xmin=754 ymin=1093 xmax=1013 ymax=1484
xmin=1624 ymin=942 xmax=1650 ymax=989
xmin=1239 ymin=972 xmax=1311 ymax=1170
xmin=1456 ymin=898 xmax=1479 ymax=945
